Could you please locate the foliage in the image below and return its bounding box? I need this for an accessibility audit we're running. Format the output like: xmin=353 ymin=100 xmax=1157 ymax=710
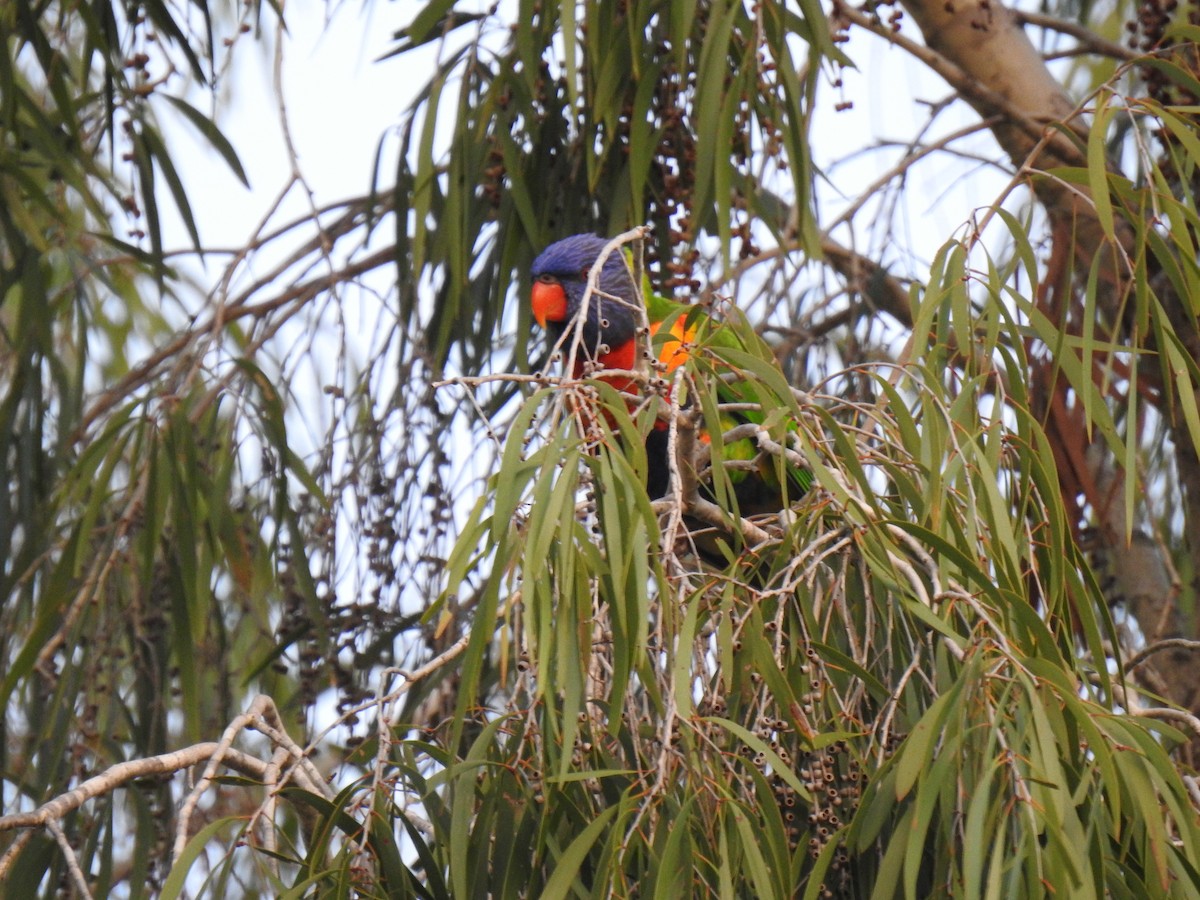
xmin=3 ymin=0 xmax=1200 ymax=898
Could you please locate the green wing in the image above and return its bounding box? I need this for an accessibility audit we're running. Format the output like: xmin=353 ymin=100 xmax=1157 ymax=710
xmin=636 ymin=265 xmax=814 ymax=515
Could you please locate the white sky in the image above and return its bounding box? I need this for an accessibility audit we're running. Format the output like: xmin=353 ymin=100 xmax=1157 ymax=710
xmin=180 ymin=6 xmax=409 ymax=242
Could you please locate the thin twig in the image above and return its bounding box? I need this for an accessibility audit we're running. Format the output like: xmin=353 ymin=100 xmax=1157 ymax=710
xmin=1012 ymin=10 xmax=1138 ymax=61
xmin=46 ymin=819 xmax=93 ymax=900
xmin=1125 ymin=638 xmax=1200 ymax=672
xmin=1133 ymin=706 xmax=1200 ymax=741
xmin=1183 ymin=775 xmax=1200 ymax=813
xmin=835 ymin=2 xmax=1085 ymax=164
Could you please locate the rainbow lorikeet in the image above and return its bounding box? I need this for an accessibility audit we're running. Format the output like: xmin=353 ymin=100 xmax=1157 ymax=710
xmin=530 ymin=233 xmax=812 ymax=518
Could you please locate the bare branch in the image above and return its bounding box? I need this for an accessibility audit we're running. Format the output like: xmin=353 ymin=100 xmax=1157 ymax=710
xmin=0 ymin=743 xmax=268 ymax=834
xmin=174 ymin=694 xmax=332 ymax=864
xmin=1012 ymin=10 xmax=1138 ymax=61
xmin=835 ymin=0 xmax=1086 ymax=167
xmin=1126 ymin=638 xmax=1200 ymax=671
xmin=47 ymin=819 xmax=93 ymax=900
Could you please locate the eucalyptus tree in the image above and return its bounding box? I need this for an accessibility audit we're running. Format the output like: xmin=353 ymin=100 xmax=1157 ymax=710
xmin=2 ymin=0 xmax=1200 ymax=896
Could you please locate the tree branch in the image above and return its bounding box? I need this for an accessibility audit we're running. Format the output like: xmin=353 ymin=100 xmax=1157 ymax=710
xmin=1012 ymin=10 xmax=1138 ymax=61
xmin=0 ymin=742 xmax=275 ymax=886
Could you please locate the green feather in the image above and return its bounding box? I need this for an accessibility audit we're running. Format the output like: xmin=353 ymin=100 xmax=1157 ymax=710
xmin=622 ymin=248 xmax=813 ymax=512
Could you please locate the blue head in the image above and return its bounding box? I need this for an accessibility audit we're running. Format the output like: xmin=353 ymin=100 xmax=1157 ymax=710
xmin=529 ymin=234 xmax=639 ymax=354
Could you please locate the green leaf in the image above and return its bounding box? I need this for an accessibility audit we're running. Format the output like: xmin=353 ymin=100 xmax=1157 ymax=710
xmin=1086 ymin=94 xmax=1116 ymax=241
xmin=162 ymin=94 xmax=250 ymax=187
xmin=894 ymin=683 xmax=960 ymax=800
xmin=540 ymin=803 xmax=620 ymax=900
xmin=160 ymin=817 xmax=244 ymax=900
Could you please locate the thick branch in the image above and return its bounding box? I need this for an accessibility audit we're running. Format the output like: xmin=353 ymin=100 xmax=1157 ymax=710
xmin=864 ymin=0 xmax=1135 ymax=298
xmin=0 ymin=743 xmax=268 ymax=833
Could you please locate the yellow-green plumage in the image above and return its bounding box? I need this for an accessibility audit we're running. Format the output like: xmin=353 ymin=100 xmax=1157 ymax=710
xmin=628 ymin=251 xmax=814 ymax=514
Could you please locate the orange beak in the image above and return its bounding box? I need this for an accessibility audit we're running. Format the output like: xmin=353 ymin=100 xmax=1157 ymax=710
xmin=531 ymin=281 xmax=568 ymax=329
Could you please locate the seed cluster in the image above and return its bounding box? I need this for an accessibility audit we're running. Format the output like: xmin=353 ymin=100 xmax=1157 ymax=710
xmin=1127 ymin=0 xmax=1200 ymax=218
xmin=478 ymin=2 xmax=813 ymax=294
xmin=1129 ymin=0 xmax=1200 ymax=120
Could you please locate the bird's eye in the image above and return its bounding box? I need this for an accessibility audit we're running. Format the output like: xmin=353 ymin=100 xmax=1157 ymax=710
xmin=536 ymin=273 xmax=558 ymax=284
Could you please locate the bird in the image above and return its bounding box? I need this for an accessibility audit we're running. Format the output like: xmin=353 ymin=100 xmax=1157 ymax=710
xmin=530 ymin=233 xmax=695 ymax=497
xmin=529 ymin=232 xmax=812 ymax=527
xmin=529 ymin=233 xmax=692 ymax=390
